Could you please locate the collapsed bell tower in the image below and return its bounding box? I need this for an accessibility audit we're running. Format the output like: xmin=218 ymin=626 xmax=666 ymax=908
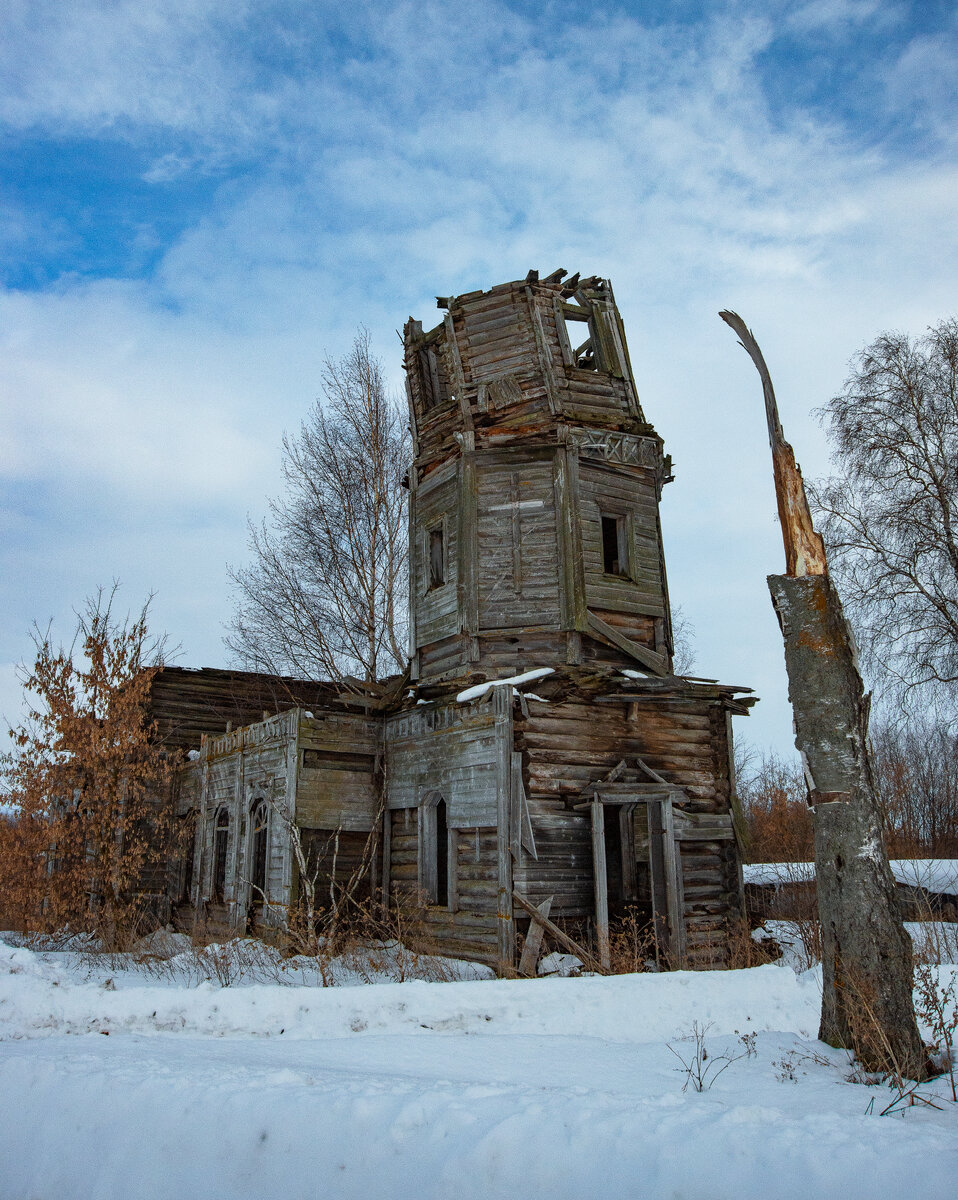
xmin=403 ymin=269 xmax=675 ymax=686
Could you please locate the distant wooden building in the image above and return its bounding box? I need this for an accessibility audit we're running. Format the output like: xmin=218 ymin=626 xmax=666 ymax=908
xmin=162 ymin=270 xmax=756 ymax=971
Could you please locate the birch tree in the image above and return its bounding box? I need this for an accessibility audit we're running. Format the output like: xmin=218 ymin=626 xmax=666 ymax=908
xmin=227 ymin=330 xmax=410 ymax=686
xmin=812 ymin=319 xmax=958 ymax=717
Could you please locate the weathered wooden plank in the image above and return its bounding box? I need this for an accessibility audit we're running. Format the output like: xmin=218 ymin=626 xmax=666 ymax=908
xmin=586 ymin=610 xmax=668 ymax=675
xmin=591 ymin=796 xmax=610 ymax=969
xmin=517 ymin=895 xmax=553 ymax=977
xmin=513 ymin=890 xmax=607 ymax=974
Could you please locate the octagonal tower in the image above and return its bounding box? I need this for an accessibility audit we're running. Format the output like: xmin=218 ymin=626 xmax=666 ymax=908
xmin=403 ymin=269 xmax=675 ymax=686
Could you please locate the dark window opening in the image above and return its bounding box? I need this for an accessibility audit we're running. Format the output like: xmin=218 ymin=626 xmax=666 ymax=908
xmin=181 ymin=815 xmax=196 ymax=904
xmin=303 ymin=748 xmax=375 ymax=769
xmin=212 ymin=809 xmax=229 ymax=902
xmin=602 ymin=514 xmax=628 ymax=577
xmin=436 ymin=798 xmax=448 ymax=905
xmin=429 ymin=526 xmax=445 ymax=588
xmin=250 ymin=802 xmax=268 ymax=902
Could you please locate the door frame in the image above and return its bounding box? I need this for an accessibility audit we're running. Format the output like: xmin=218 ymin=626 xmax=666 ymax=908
xmin=588 ymin=791 xmax=686 ymax=970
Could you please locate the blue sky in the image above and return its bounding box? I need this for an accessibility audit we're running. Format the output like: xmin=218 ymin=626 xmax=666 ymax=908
xmin=2 ymin=0 xmax=957 ymax=760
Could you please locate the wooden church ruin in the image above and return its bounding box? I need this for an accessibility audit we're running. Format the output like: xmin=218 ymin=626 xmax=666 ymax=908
xmin=158 ymin=270 xmax=756 ymax=972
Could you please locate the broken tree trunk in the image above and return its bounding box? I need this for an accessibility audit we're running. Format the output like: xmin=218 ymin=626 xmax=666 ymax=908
xmin=720 ymin=310 xmax=927 ymax=1080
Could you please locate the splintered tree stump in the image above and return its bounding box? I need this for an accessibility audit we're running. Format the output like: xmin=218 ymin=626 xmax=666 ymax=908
xmin=720 ymin=308 xmax=926 ymax=1081
xmin=769 ymin=575 xmax=926 ymax=1077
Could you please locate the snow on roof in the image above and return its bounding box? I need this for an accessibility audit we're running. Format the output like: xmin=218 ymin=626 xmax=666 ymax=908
xmin=456 ymin=668 xmax=554 ymax=704
xmin=744 ymin=860 xmax=958 ymax=895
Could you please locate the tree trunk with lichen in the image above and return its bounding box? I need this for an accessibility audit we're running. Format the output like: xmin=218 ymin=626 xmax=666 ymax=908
xmin=721 ymin=309 xmax=926 ymax=1080
xmin=769 ymin=574 xmax=926 ymax=1077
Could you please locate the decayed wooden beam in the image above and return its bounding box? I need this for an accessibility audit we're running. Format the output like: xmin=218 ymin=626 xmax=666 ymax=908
xmin=586 ymin=610 xmax=668 ymax=676
xmin=721 ymin=310 xmax=926 ymax=1079
xmin=517 ymin=894 xmax=553 ymax=977
xmin=590 ymin=796 xmax=611 ymax=970
xmin=512 ymin=890 xmax=608 ymax=975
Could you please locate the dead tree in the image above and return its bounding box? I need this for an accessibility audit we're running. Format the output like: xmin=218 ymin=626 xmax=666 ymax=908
xmin=720 ymin=310 xmax=927 ymax=1079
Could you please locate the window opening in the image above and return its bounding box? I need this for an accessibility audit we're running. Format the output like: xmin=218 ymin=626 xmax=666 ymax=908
xmin=250 ymin=801 xmax=268 ymax=902
xmin=436 ymin=797 xmax=448 ymax=905
xmin=601 ymin=514 xmax=628 ymax=577
xmin=429 ymin=525 xmax=445 ymax=588
xmin=212 ymin=808 xmax=229 ymax=902
xmin=564 ymin=308 xmax=598 ymax=371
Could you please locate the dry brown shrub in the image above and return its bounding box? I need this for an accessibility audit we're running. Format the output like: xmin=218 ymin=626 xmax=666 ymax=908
xmin=607 ymin=909 xmax=659 ymax=974
xmin=726 ymin=916 xmax=780 ymax=970
xmin=0 ymin=589 xmax=183 ymax=947
xmin=739 ymin=752 xmax=813 ymax=864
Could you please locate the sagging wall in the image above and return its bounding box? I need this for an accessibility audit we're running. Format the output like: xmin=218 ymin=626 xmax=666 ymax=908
xmin=178 ymin=707 xmax=381 ymax=931
xmin=382 ymin=689 xmax=512 ymax=963
xmin=512 ymin=691 xmax=743 ymax=968
xmin=178 ymin=710 xmax=297 ymax=929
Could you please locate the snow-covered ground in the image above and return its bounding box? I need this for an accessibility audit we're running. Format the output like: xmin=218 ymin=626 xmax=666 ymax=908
xmin=2 ymin=936 xmax=957 ymax=1200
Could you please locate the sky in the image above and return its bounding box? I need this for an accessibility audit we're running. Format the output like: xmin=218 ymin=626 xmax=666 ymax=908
xmin=2 ymin=0 xmax=957 ymax=762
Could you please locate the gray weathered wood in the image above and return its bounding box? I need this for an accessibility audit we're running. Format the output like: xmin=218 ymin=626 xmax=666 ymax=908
xmin=517 ymin=895 xmax=553 ymax=977
xmin=591 ymin=795 xmax=610 ymax=970
xmin=513 ymin=889 xmax=607 ymax=974
xmin=495 ymin=686 xmax=515 ymax=970
xmin=586 ymin=610 xmax=668 ymax=675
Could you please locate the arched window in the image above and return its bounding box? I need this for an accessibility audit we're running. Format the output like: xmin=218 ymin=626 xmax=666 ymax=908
xmin=250 ymin=800 xmax=269 ymax=903
xmin=212 ymin=808 xmax=230 ymax=902
xmin=419 ymin=792 xmax=453 ymax=908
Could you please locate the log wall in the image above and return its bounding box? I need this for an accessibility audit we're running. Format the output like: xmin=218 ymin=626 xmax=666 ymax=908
xmin=513 ymin=692 xmax=743 ymax=967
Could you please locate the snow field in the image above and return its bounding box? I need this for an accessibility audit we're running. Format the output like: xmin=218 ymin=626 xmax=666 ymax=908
xmin=1 ymin=940 xmax=957 ymax=1200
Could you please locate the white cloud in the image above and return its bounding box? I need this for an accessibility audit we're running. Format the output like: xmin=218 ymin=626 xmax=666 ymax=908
xmin=785 ymin=0 xmax=897 ymax=35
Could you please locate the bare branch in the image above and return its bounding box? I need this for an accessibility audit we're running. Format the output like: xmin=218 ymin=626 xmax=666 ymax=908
xmin=226 ymin=329 xmax=411 ymax=684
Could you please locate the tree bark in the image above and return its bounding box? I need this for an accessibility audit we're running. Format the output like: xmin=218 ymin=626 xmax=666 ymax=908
xmin=769 ymin=574 xmax=926 ymax=1077
xmin=720 ymin=309 xmax=927 ymax=1080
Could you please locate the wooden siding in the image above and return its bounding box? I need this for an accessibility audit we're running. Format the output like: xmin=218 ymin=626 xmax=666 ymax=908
xmin=387 ymin=809 xmax=499 ymax=962
xmin=477 ymin=458 xmax=561 ymax=630
xmin=148 ymin=666 xmax=345 ymax=752
xmin=295 ymin=712 xmax=380 ymax=832
xmin=298 ymin=829 xmax=373 ymax=905
xmin=578 ymin=460 xmax=666 ymax=627
xmin=412 ymin=472 xmax=459 ymax=647
xmin=513 ymin=694 xmax=742 ymax=966
xmin=384 ymin=700 xmax=502 ymax=828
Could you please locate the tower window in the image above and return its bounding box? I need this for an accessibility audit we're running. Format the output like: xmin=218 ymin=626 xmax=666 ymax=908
xmin=429 ymin=525 xmax=445 ymax=588
xmin=563 ymin=306 xmax=599 ymax=371
xmin=602 ymin=514 xmax=629 ymax=577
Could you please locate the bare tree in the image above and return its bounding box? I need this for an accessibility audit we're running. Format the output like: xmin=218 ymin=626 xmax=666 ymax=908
xmin=738 ymin=750 xmax=813 ymax=864
xmin=227 ymin=330 xmax=410 ymax=685
xmin=871 ymin=712 xmax=958 ymax=857
xmin=670 ymin=604 xmax=696 ymax=675
xmin=811 ymin=319 xmax=958 ymax=716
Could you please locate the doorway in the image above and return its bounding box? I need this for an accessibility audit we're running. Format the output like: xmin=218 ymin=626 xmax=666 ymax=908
xmin=590 ymin=795 xmax=684 ymax=970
